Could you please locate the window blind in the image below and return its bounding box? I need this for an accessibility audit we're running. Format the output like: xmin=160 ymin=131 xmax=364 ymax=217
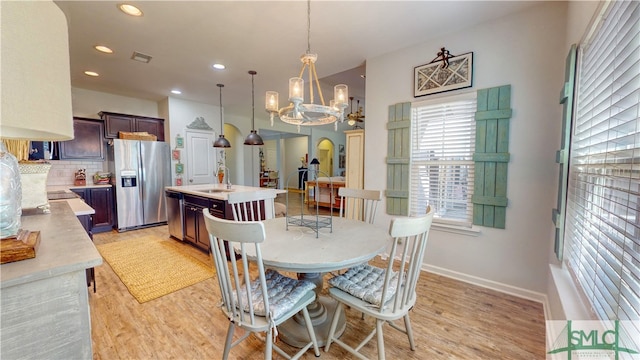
xmin=564 ymin=0 xmax=639 ymax=322
xmin=410 ymin=93 xmax=477 ymax=226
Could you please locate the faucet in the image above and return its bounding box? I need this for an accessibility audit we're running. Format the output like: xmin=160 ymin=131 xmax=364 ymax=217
xmin=217 ymin=165 xmax=232 ymax=189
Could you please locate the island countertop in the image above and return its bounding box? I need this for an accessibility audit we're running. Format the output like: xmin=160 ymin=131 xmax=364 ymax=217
xmin=0 ymin=201 xmax=102 ymax=288
xmin=165 ymin=184 xmax=286 ymax=200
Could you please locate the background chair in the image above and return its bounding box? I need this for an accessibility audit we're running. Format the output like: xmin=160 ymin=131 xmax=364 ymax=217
xmin=338 ymin=187 xmax=382 ymax=224
xmin=203 ymin=210 xmax=320 ymax=360
xmin=227 ymin=189 xmax=277 ymax=221
xmin=266 ymin=171 xmax=279 ymax=189
xmin=325 ymin=206 xmax=434 ymax=360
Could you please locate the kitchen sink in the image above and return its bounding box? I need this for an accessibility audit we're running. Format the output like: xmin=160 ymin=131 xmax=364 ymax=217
xmin=195 ymin=188 xmax=234 ymax=194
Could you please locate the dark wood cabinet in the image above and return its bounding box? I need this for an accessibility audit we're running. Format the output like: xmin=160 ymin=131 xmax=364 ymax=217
xmin=71 ymin=186 xmax=114 ymax=233
xmin=59 ymin=118 xmax=105 ymax=160
xmin=182 ymin=195 xmax=232 ymax=253
xmin=99 ymin=111 xmax=165 ymax=141
xmin=183 ymin=195 xmax=211 ymax=252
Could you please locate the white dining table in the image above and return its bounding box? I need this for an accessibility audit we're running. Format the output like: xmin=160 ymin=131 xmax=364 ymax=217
xmin=241 ymin=216 xmax=391 ymax=347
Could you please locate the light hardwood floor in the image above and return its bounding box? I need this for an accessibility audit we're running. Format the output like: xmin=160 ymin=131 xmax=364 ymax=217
xmin=89 ymin=200 xmax=545 ymax=359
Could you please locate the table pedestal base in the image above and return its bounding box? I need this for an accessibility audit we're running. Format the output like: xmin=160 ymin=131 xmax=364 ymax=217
xmin=279 ymin=296 xmax=345 ymax=348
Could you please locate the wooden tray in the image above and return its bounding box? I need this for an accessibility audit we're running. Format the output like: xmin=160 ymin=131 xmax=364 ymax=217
xmin=1 ymin=230 xmax=41 ymax=264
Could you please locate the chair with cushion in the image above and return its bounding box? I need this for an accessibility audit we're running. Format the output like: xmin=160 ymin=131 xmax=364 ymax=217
xmin=227 ymin=189 xmax=277 ymax=221
xmin=325 ymin=206 xmax=434 ymax=360
xmin=203 ymin=210 xmax=320 ymax=360
xmin=338 ymin=187 xmax=382 ymax=224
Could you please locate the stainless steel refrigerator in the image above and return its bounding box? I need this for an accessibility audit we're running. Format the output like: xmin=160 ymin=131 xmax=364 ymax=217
xmin=108 ymin=139 xmax=171 ymax=231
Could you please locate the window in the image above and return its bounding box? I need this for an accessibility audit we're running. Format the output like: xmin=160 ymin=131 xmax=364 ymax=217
xmin=564 ymin=0 xmax=639 ymax=321
xmin=410 ymin=93 xmax=477 ymax=227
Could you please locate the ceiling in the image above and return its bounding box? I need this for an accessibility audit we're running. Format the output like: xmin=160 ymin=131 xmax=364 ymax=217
xmin=54 ymin=1 xmax=537 ymax=124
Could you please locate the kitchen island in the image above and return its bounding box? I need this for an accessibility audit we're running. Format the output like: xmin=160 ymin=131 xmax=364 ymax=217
xmin=1 ymin=201 xmax=103 ymax=359
xmin=165 ymin=184 xmax=285 ymax=252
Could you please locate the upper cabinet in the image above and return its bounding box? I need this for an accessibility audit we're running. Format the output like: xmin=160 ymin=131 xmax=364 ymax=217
xmin=58 ymin=117 xmax=105 ymax=160
xmin=99 ymin=111 xmax=165 ymax=141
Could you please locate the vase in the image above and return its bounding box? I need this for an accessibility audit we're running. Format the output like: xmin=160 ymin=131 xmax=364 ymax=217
xmin=0 ymin=142 xmax=22 ymax=238
xmin=218 ymin=171 xmax=224 ymax=184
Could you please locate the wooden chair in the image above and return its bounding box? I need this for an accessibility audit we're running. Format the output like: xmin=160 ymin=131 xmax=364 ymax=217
xmin=338 ymin=187 xmax=382 ymax=224
xmin=203 ymin=210 xmax=320 ymax=360
xmin=227 ymin=189 xmax=277 ymax=221
xmin=325 ymin=206 xmax=435 ymax=360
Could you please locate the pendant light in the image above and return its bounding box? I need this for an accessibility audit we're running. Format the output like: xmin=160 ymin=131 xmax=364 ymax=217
xmin=244 ymin=70 xmax=264 ymax=146
xmin=213 ymin=83 xmax=231 ymax=148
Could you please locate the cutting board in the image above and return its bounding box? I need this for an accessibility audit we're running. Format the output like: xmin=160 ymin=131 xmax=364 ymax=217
xmin=1 ymin=230 xmax=41 ymax=264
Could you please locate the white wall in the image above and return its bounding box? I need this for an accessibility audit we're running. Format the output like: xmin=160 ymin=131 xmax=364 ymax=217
xmin=166 ymin=96 xmax=219 ymax=186
xmin=71 ymin=87 xmax=158 ymax=119
xmin=366 ymin=2 xmax=568 ymax=296
xmin=283 ymin=136 xmax=308 ymax=188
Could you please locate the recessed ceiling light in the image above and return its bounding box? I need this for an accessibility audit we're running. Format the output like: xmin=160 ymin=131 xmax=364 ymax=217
xmin=118 ymin=4 xmax=143 ymax=17
xmin=212 ymin=63 xmax=226 ymax=70
xmin=94 ymin=45 xmax=113 ymax=54
xmin=84 ymin=71 xmax=99 ymax=77
xmin=171 ymin=89 xmax=182 ymax=95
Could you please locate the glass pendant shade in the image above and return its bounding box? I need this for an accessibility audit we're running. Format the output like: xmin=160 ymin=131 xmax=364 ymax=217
xmin=266 ymin=91 xmax=279 ymax=112
xmin=213 ymin=83 xmax=231 ymax=148
xmin=334 ymin=84 xmax=348 ymax=106
xmin=244 ymin=71 xmax=264 ymax=146
xmin=289 ymin=77 xmax=304 ymax=102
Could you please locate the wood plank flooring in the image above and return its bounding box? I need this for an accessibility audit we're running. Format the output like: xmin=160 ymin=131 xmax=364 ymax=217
xmin=89 ymin=198 xmax=545 ymax=359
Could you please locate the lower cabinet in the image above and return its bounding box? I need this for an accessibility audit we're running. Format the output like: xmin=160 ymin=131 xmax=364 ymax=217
xmin=71 ymin=186 xmax=114 ymax=233
xmin=76 ymin=214 xmax=96 ymax=292
xmin=183 ymin=195 xmax=231 ymax=253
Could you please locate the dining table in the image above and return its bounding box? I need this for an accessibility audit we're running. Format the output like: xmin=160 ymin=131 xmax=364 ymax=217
xmin=241 ymin=216 xmax=391 ymax=347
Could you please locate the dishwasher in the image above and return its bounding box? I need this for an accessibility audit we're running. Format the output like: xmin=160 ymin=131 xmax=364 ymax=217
xmin=165 ymin=190 xmax=184 ymax=240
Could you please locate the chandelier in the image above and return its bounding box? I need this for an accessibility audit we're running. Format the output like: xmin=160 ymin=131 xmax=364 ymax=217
xmin=265 ymin=0 xmax=348 ymax=131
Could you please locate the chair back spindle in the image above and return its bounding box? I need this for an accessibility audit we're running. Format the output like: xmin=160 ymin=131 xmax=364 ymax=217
xmin=338 ymin=187 xmax=382 ymax=224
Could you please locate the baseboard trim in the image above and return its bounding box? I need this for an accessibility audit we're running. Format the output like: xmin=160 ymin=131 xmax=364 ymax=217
xmin=422 ymin=263 xmax=548 ymax=306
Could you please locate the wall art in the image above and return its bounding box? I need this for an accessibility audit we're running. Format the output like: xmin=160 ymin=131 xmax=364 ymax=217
xmin=414 ymin=50 xmax=473 ymax=97
xmin=172 ymin=149 xmax=180 ymax=161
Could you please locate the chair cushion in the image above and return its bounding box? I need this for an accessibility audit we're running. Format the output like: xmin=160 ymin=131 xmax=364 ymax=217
xmin=328 ymin=264 xmax=400 ymax=306
xmin=235 ymin=269 xmax=315 ymax=320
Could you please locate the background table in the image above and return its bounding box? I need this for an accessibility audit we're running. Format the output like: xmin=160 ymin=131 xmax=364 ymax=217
xmin=244 ymin=216 xmax=390 ymax=347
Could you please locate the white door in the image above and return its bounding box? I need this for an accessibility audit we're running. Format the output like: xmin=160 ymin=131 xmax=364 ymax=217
xmin=186 ymin=130 xmax=215 ymax=184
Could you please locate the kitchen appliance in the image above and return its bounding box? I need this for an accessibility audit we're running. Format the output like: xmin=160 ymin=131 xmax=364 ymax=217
xmin=108 ymin=139 xmax=170 ymax=231
xmin=165 ymin=190 xmax=183 ymax=240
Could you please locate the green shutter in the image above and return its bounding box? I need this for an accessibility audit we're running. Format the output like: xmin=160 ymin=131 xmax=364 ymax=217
xmin=472 ymin=85 xmax=512 ymax=228
xmin=385 ymin=102 xmax=411 ymax=215
xmin=552 ymin=45 xmax=577 ymax=260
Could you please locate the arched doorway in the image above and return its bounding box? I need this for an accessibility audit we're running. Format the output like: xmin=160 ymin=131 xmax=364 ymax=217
xmin=316 ymin=138 xmax=334 ymax=177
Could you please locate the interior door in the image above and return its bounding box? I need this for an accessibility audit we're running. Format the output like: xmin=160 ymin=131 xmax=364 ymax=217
xmin=186 ymin=130 xmax=215 ymax=184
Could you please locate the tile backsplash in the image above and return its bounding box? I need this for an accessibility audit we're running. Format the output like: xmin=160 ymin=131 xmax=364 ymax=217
xmin=47 ymin=160 xmax=106 ymax=186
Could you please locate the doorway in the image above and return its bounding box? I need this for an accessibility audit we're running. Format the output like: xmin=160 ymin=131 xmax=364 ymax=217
xmin=317 ymin=138 xmax=334 ymax=177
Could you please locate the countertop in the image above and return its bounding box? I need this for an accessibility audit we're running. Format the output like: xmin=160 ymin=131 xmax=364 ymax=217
xmin=0 ymin=201 xmax=103 ymax=288
xmin=165 ymin=184 xmax=286 ymax=200
xmin=50 ymin=198 xmax=95 ymax=216
xmin=47 ymin=184 xmax=112 ymax=192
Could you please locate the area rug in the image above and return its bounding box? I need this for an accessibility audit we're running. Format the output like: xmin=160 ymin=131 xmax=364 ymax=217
xmin=97 ymin=236 xmax=214 ymax=303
